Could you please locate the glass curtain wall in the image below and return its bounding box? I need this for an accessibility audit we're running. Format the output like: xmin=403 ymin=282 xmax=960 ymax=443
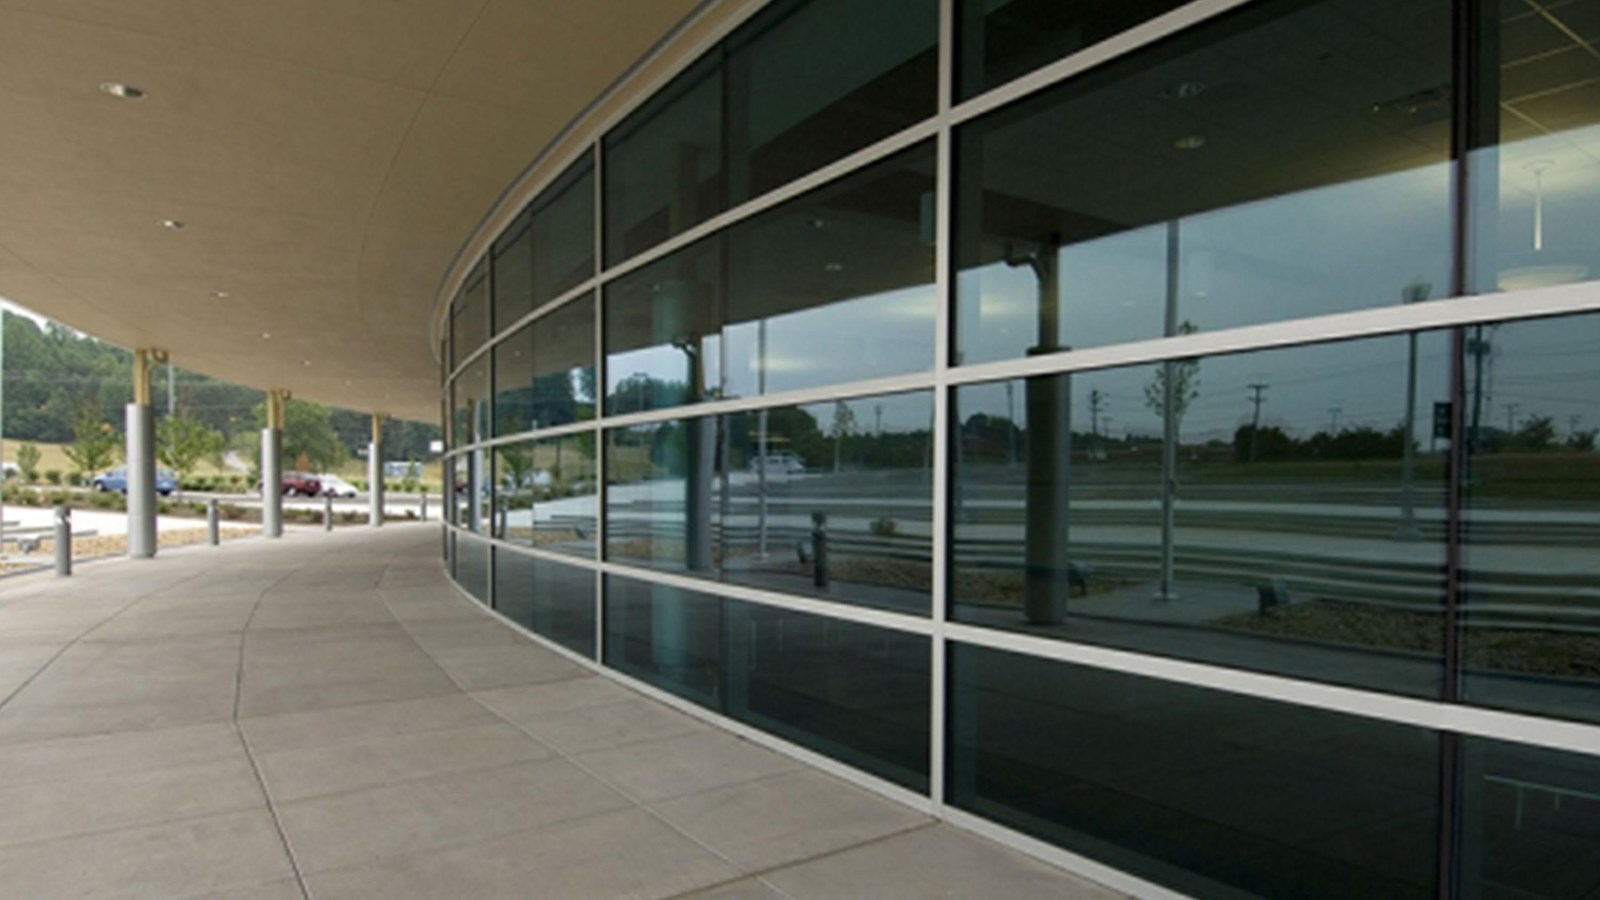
xmin=442 ymin=0 xmax=1600 ymax=897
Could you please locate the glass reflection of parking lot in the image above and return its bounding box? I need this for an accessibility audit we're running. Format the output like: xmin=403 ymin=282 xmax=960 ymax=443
xmin=953 ymin=332 xmax=1453 ymax=697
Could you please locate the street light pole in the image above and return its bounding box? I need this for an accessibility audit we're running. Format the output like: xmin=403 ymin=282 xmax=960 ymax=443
xmin=1395 ymin=280 xmax=1430 ymax=540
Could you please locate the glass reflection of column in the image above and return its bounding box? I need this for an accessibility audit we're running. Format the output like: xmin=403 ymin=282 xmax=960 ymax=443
xmin=1156 ymin=221 xmax=1179 ymax=602
xmin=1013 ymin=238 xmax=1071 ymax=625
xmin=469 ymin=395 xmax=486 ymax=533
xmin=1395 ymin=281 xmax=1431 ymax=541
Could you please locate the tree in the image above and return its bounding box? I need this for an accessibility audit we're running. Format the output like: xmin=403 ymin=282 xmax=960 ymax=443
xmin=1514 ymin=414 xmax=1557 ymax=453
xmin=497 ymin=444 xmax=535 ymax=495
xmin=830 ymin=400 xmax=856 ymax=472
xmin=15 ymin=443 xmax=41 ymax=483
xmin=252 ymin=398 xmax=345 ymax=472
xmin=1232 ymin=425 xmax=1293 ymax=462
xmin=1143 ymin=321 xmax=1201 ymax=425
xmin=62 ymin=404 xmax=118 ymax=477
xmin=1568 ymin=429 xmax=1597 ymax=453
xmin=157 ymin=415 xmax=225 ymax=497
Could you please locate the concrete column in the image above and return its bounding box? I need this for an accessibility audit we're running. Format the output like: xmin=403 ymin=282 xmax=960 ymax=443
xmin=262 ymin=389 xmax=286 ymax=539
xmin=368 ymin=413 xmax=384 ymax=527
xmin=126 ymin=347 xmax=165 ymax=559
xmin=126 ymin=402 xmax=156 ymax=558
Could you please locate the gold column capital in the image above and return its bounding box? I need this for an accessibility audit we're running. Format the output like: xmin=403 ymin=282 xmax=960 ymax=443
xmin=265 ymin=389 xmax=291 ymax=430
xmin=131 ymin=348 xmax=169 ymax=406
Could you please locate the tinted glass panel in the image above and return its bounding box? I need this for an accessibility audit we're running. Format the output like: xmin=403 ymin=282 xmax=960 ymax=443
xmin=603 ymin=1 xmax=937 ymax=265
xmin=453 ymin=354 xmax=491 ymax=446
xmin=605 ymin=145 xmax=937 ymax=414
xmin=956 ymin=0 xmax=1185 ymax=100
xmin=948 ymin=643 xmax=1440 ymax=900
xmin=606 ymin=390 xmax=934 ymax=614
xmin=604 ymin=56 xmax=722 ymax=265
xmin=491 ymin=211 xmax=534 ymax=331
xmin=952 ymin=332 xmax=1451 ymax=697
xmin=531 ymin=156 xmax=596 ymax=306
xmin=603 ymin=575 xmax=724 ymax=708
xmin=954 ymin=0 xmax=1453 ymax=365
xmin=1459 ymin=737 xmax=1600 ymax=900
xmin=605 ymin=418 xmax=717 ymax=573
xmin=457 ymin=535 xmax=490 ymax=604
xmin=727 ymin=602 xmax=929 ymax=791
xmin=1461 ymin=313 xmax=1600 ymax=724
xmin=723 ymin=0 xmax=936 ymax=203
xmin=493 ymin=295 xmax=596 ymax=437
xmin=495 ymin=551 xmax=596 ymax=658
xmin=452 ymin=265 xmax=489 ymax=369
xmin=722 ymin=393 xmax=933 ymax=613
xmin=1469 ymin=0 xmax=1600 ymax=296
xmin=602 ymin=574 xmax=930 ymax=789
xmin=493 ymin=434 xmax=597 ymax=559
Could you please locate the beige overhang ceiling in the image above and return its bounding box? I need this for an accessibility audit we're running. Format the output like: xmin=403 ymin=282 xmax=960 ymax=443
xmin=0 ymin=0 xmax=711 ymax=423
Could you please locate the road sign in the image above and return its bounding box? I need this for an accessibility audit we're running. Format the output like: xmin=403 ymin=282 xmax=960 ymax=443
xmin=1433 ymin=401 xmax=1453 ymax=441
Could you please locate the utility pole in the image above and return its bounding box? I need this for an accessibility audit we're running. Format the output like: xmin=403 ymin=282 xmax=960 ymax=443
xmin=1329 ymin=406 xmax=1342 ymax=433
xmin=1247 ymin=382 xmax=1268 ymax=462
xmin=166 ymin=360 xmax=175 ymax=417
xmin=1088 ymin=389 xmax=1106 ymax=459
xmin=1505 ymin=402 xmax=1520 ymax=434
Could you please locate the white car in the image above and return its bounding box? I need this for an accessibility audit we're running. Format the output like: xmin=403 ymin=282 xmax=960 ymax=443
xmin=749 ymin=453 xmax=805 ymax=475
xmin=316 ymin=474 xmax=359 ymax=498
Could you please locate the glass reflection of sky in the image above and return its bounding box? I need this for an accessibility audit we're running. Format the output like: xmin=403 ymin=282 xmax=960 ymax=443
xmin=604 ymin=283 xmax=934 ymax=417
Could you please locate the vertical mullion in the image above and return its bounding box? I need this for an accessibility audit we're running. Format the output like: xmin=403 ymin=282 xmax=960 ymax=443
xmin=485 ymin=257 xmax=498 ymax=610
xmin=593 ymin=140 xmax=608 ymax=665
xmin=929 ymin=0 xmax=956 ymax=812
xmin=1440 ymin=0 xmax=1492 ymax=896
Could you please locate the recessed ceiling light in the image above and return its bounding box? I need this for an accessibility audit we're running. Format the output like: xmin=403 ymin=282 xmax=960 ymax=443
xmin=161 ymin=219 xmax=185 ymax=230
xmin=211 ymin=290 xmax=230 ymax=300
xmin=302 ymin=360 xmax=312 ymax=367
xmin=824 ymin=262 xmax=844 ymax=272
xmin=100 ymin=82 xmax=145 ymax=100
xmin=260 ymin=332 xmax=271 ymax=340
xmin=1173 ymin=135 xmax=1207 ymax=151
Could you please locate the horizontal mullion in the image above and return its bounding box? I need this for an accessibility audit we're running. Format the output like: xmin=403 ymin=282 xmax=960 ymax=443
xmin=445 ymin=280 xmax=598 ymax=384
xmin=599 ymin=558 xmax=935 ymax=637
xmin=594 ymin=118 xmax=940 ymax=287
xmin=476 ymin=531 xmax=600 ymax=568
xmin=944 ymin=621 xmax=1600 ymax=759
xmin=947 ymin=0 xmax=1258 ymax=128
xmin=943 ymin=280 xmax=1600 ymax=389
xmin=597 ymin=370 xmax=936 ymax=430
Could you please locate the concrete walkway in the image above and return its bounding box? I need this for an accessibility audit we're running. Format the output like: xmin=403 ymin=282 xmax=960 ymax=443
xmin=0 ymin=525 xmax=1119 ymax=900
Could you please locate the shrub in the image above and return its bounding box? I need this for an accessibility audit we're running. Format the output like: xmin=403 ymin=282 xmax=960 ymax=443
xmin=16 ymin=443 xmax=41 ymax=483
xmin=869 ymin=516 xmax=898 ymax=537
xmin=67 ymin=472 xmax=84 ymax=487
xmin=44 ymin=469 xmax=62 ymax=486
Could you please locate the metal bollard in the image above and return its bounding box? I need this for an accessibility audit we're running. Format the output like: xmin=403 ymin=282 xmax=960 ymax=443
xmin=53 ymin=504 xmax=71 ymax=577
xmin=811 ymin=511 xmax=828 ymax=589
xmin=419 ymin=491 xmax=427 ymax=522
xmin=207 ymin=498 xmax=220 ymax=546
xmin=324 ymin=493 xmax=334 ymax=531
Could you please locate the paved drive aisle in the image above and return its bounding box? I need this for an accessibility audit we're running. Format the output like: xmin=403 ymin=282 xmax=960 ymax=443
xmin=0 ymin=525 xmax=1120 ymax=900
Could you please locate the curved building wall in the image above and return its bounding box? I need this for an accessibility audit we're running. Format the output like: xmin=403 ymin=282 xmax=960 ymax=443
xmin=438 ymin=1 xmax=1600 ymax=897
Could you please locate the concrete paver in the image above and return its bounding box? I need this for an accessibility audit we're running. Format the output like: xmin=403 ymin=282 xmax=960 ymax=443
xmin=0 ymin=525 xmax=1123 ymax=900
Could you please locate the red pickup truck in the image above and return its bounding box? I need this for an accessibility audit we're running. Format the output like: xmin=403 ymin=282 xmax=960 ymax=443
xmin=257 ymin=472 xmax=322 ymax=497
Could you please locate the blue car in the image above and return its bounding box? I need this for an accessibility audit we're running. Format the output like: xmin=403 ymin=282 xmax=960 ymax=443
xmin=93 ymin=467 xmax=178 ymax=496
